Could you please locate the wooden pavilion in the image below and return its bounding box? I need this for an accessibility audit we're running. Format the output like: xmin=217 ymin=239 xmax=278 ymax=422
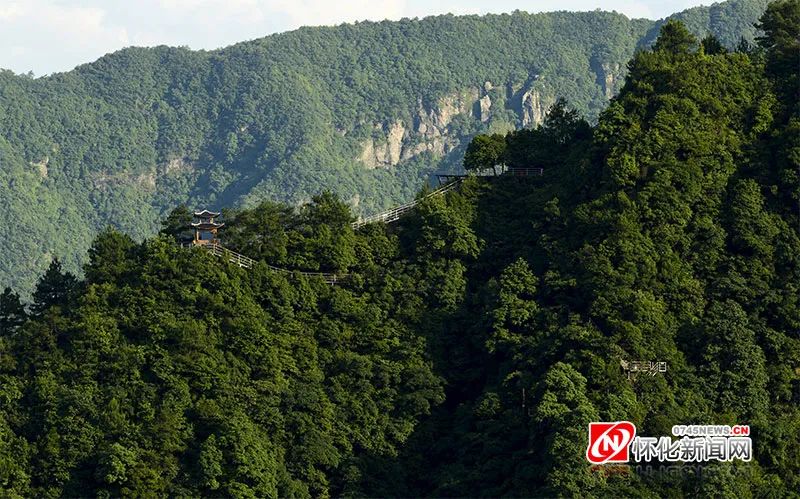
xmin=191 ymin=210 xmax=224 ymax=246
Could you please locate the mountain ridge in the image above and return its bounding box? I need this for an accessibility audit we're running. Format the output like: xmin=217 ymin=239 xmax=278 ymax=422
xmin=1 ymin=4 xmax=798 ymax=493
xmin=0 ymin=0 xmax=771 ymax=294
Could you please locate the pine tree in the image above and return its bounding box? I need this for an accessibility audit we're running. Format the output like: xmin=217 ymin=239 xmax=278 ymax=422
xmin=30 ymin=258 xmax=77 ymax=315
xmin=756 ymin=0 xmax=800 ymax=105
xmin=159 ymin=205 xmax=194 ymax=244
xmin=0 ymin=287 xmax=26 ymax=336
xmin=85 ymin=228 xmax=137 ymax=284
xmin=653 ymin=19 xmax=697 ymax=55
xmin=701 ymin=34 xmax=727 ymax=54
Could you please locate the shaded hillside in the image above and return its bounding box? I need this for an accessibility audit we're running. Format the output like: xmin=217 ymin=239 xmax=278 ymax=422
xmin=1 ymin=1 xmax=798 ymax=495
xmin=0 ymin=0 xmax=771 ymax=295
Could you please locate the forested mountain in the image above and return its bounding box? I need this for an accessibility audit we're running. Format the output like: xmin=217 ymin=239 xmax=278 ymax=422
xmin=0 ymin=0 xmax=773 ymax=295
xmin=1 ymin=0 xmax=798 ymax=495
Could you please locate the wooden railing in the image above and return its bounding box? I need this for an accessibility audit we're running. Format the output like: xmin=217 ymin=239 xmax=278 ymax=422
xmin=435 ymin=166 xmax=542 ymax=183
xmin=201 ymin=242 xmax=347 ymax=285
xmin=505 ymin=167 xmax=544 ymax=176
xmin=351 ymin=167 xmax=543 ymax=229
xmin=204 ymin=241 xmax=256 ymax=269
xmin=194 ymin=166 xmax=542 ymax=283
xmin=351 ymin=179 xmax=463 ymax=229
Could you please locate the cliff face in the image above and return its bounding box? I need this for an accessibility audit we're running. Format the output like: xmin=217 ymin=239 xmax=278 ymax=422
xmin=520 ymin=86 xmax=549 ymax=128
xmin=357 ymin=81 xmax=554 ymax=169
xmin=600 ymin=62 xmax=622 ymax=99
xmin=590 ymin=55 xmax=624 ymax=100
xmin=358 ymin=88 xmax=476 ymax=169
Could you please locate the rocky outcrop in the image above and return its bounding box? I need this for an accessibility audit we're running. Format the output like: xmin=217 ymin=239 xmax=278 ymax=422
xmin=162 ymin=157 xmax=195 ymax=176
xmin=359 ymin=89 xmax=479 ymax=169
xmin=138 ymin=173 xmax=156 ymax=190
xmin=521 ymin=88 xmax=547 ymax=128
xmin=30 ymin=157 xmax=48 ymax=178
xmin=359 ymin=120 xmax=407 ymax=169
xmin=401 ymin=138 xmax=448 ymax=161
xmin=600 ymin=62 xmax=621 ymax=99
xmin=357 ymin=78 xmax=553 ymax=168
xmin=416 ymin=89 xmax=479 ymax=137
xmin=92 ymin=171 xmax=156 ymax=191
xmin=479 ymin=94 xmax=492 ymax=122
xmin=590 ymin=54 xmax=622 ymax=100
xmin=359 ymin=140 xmax=380 ymax=169
xmin=386 ymin=121 xmax=405 ymax=165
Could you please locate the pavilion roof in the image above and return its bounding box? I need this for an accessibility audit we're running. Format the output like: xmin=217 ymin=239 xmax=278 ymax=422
xmin=194 ymin=209 xmax=221 ymax=218
xmin=191 ymin=222 xmax=225 ymax=229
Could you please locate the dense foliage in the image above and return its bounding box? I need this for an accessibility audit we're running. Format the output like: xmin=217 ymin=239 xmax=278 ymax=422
xmin=0 ymin=0 xmax=771 ymax=296
xmin=380 ymin=8 xmax=800 ymax=495
xmin=0 ymin=203 xmax=446 ymax=496
xmin=1 ymin=1 xmax=798 ymax=496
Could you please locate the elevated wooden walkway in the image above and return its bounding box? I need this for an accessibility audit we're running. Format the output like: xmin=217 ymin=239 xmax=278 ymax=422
xmin=197 ymin=166 xmax=542 ymax=284
xmin=350 ymin=178 xmax=463 ymax=229
xmin=435 ymin=167 xmax=543 ymax=184
xmin=200 ymin=242 xmax=348 ymax=284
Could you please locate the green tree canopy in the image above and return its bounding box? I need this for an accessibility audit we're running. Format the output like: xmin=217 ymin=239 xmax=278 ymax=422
xmin=463 ymin=133 xmax=507 ymax=175
xmin=0 ymin=287 xmax=26 ymax=336
xmin=654 ymin=19 xmax=698 ymax=55
xmin=30 ymin=258 xmax=77 ymax=316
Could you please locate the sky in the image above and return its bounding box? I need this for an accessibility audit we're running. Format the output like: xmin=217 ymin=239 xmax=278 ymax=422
xmin=0 ymin=0 xmax=711 ymax=76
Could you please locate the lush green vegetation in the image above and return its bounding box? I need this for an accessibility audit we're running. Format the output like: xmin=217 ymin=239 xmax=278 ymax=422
xmin=0 ymin=0 xmax=772 ymax=296
xmin=1 ymin=1 xmax=798 ymax=495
